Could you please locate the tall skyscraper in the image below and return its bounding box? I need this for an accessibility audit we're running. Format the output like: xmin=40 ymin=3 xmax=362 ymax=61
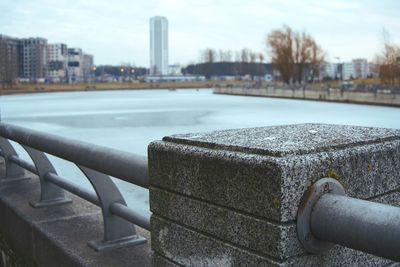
xmin=150 ymin=16 xmax=168 ymax=75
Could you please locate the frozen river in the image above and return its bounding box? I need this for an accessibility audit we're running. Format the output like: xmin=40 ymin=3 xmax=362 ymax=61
xmin=1 ymin=88 xmax=400 ymax=214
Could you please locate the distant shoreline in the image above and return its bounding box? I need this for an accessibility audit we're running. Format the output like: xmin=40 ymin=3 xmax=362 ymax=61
xmin=213 ymin=87 xmax=400 ymax=108
xmin=0 ymin=81 xmax=217 ymax=95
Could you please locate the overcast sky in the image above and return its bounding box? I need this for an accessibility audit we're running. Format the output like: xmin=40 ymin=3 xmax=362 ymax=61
xmin=1 ymin=0 xmax=399 ymax=67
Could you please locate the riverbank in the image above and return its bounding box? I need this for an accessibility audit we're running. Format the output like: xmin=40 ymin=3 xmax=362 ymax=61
xmin=0 ymin=81 xmax=220 ymax=95
xmin=213 ymin=87 xmax=400 ymax=107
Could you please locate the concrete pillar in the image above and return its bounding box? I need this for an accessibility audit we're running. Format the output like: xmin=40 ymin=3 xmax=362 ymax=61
xmin=149 ymin=124 xmax=400 ymax=266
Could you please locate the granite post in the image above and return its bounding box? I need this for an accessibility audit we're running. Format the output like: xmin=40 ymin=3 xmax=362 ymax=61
xmin=148 ymin=124 xmax=400 ymax=266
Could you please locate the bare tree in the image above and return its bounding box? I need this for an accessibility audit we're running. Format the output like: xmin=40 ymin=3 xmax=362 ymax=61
xmin=202 ymin=48 xmax=216 ymax=63
xmin=375 ymin=29 xmax=400 ymax=85
xmin=249 ymin=52 xmax=257 ymax=63
xmin=257 ymin=53 xmax=265 ymax=77
xmin=217 ymin=49 xmax=224 ymax=62
xmin=293 ymin=31 xmax=313 ymax=83
xmin=233 ymin=51 xmax=239 ymax=62
xmin=267 ymin=26 xmax=294 ymax=84
xmin=218 ymin=49 xmax=233 ymax=62
xmin=201 ymin=48 xmax=217 ymax=79
xmin=267 ymin=25 xmax=325 ymax=84
xmin=309 ymin=40 xmax=326 ymax=82
xmin=258 ymin=53 xmax=265 ymax=63
xmin=240 ymin=48 xmax=250 ymax=63
xmin=225 ymin=50 xmax=233 ymax=62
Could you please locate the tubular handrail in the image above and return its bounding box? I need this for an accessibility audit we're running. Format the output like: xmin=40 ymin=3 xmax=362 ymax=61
xmin=297 ymin=178 xmax=400 ymax=262
xmin=0 ymin=122 xmax=149 ymax=189
xmin=0 ymin=122 xmax=150 ymax=251
xmin=311 ymin=194 xmax=400 ymax=261
xmin=7 ymin=154 xmax=152 ymax=230
xmin=7 ymin=154 xmax=101 ymax=206
xmin=46 ymin=172 xmax=100 ymax=206
xmin=110 ymin=202 xmax=151 ymax=231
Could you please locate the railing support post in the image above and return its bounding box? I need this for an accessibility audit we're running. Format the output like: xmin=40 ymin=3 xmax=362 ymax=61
xmin=0 ymin=137 xmax=30 ymax=184
xmin=78 ymin=166 xmax=146 ymax=251
xmin=22 ymin=146 xmax=72 ymax=207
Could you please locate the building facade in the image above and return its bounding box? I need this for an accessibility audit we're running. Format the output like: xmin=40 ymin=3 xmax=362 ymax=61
xmin=82 ymin=53 xmax=94 ymax=82
xmin=19 ymin=37 xmax=48 ymax=81
xmin=47 ymin=43 xmax=68 ymax=82
xmin=352 ymin=58 xmax=369 ymax=79
xmin=0 ymin=35 xmax=19 ymax=85
xmin=342 ymin=62 xmax=355 ymax=80
xmin=323 ymin=63 xmax=340 ymax=79
xmin=168 ymin=64 xmax=181 ymax=76
xmin=150 ymin=16 xmax=168 ymax=75
xmin=67 ymin=48 xmax=83 ymax=82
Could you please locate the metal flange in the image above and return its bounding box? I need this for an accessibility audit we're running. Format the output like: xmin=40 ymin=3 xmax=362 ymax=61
xmin=296 ymin=178 xmax=346 ymax=253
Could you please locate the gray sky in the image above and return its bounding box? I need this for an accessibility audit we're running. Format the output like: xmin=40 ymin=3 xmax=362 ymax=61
xmin=1 ymin=0 xmax=399 ymax=67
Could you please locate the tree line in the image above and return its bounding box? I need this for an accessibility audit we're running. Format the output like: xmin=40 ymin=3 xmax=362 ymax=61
xmin=182 ymin=48 xmax=269 ymax=79
xmin=186 ymin=26 xmax=326 ymax=83
xmin=94 ymin=65 xmax=147 ymax=77
xmin=188 ymin=25 xmax=399 ymax=86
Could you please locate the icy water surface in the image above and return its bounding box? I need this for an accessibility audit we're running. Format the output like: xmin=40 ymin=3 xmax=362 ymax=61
xmin=2 ymin=88 xmax=400 ymax=214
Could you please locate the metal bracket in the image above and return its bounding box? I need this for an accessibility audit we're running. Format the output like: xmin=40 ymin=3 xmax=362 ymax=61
xmin=22 ymin=146 xmax=72 ymax=207
xmin=0 ymin=137 xmax=30 ymax=184
xmin=78 ymin=165 xmax=146 ymax=251
xmin=296 ymin=177 xmax=346 ymax=254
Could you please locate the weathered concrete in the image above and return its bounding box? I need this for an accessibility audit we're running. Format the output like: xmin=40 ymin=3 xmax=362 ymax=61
xmin=149 ymin=123 xmax=400 ymax=266
xmin=214 ymin=87 xmax=400 ymax=107
xmin=0 ymin=172 xmax=152 ymax=267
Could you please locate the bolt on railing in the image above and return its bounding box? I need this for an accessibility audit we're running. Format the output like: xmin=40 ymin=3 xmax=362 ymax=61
xmin=0 ymin=122 xmax=150 ymax=251
xmin=297 ymin=178 xmax=400 ymax=262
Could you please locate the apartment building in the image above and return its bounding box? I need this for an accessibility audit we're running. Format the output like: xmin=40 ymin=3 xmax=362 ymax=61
xmin=67 ymin=48 xmax=84 ymax=82
xmin=352 ymin=58 xmax=369 ymax=79
xmin=47 ymin=43 xmax=68 ymax=82
xmin=82 ymin=53 xmax=94 ymax=81
xmin=19 ymin=37 xmax=48 ymax=81
xmin=0 ymin=35 xmax=19 ymax=84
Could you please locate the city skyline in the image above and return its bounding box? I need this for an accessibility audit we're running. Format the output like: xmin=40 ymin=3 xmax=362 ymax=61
xmin=1 ymin=0 xmax=400 ymax=66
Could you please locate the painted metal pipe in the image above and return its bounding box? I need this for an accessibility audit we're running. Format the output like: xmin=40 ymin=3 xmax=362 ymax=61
xmin=0 ymin=122 xmax=149 ymax=188
xmin=46 ymin=173 xmax=100 ymax=206
xmin=9 ymin=155 xmax=37 ymax=174
xmin=8 ymin=155 xmax=151 ymax=231
xmin=310 ymin=194 xmax=400 ymax=262
xmin=8 ymin=155 xmax=100 ymax=205
xmin=110 ymin=202 xmax=151 ymax=231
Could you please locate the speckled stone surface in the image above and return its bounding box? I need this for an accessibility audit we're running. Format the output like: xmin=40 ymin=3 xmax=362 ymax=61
xmin=149 ymin=124 xmax=400 ymax=265
xmin=151 ymin=216 xmax=280 ymax=266
xmin=162 ymin=124 xmax=400 ymax=157
xmin=150 ymin=187 xmax=300 ymax=260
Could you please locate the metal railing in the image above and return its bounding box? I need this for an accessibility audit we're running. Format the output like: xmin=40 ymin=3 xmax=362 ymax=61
xmin=0 ymin=122 xmax=150 ymax=251
xmin=297 ymin=178 xmax=400 ymax=262
xmin=1 ymin=122 xmax=400 ymax=262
